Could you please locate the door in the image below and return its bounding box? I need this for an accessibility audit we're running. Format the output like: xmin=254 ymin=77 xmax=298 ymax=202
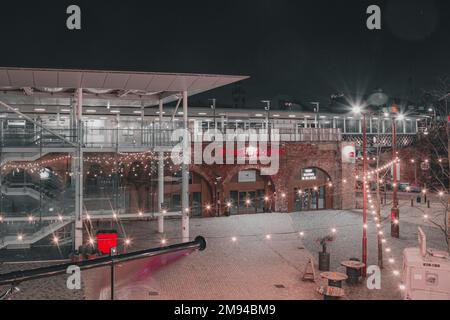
xmin=229 ymin=191 xmax=239 ymax=215
xmin=230 ymin=190 xmax=258 ymax=215
xmin=256 ymin=189 xmax=265 ymax=213
xmin=191 ymin=192 xmax=202 ymax=217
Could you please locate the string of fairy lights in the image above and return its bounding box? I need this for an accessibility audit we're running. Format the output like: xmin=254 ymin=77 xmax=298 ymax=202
xmin=0 ymin=151 xmax=446 ymax=294
xmin=0 ymin=152 xmax=182 ymax=178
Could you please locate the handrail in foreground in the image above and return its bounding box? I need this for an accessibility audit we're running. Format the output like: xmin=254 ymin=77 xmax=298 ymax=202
xmin=0 ymin=236 xmax=206 ymax=287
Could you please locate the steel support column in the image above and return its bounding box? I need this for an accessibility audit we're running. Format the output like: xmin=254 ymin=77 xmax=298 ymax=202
xmin=73 ymin=89 xmax=84 ymax=251
xmin=181 ymin=91 xmax=190 ymax=242
xmin=158 ymin=99 xmax=165 ymax=233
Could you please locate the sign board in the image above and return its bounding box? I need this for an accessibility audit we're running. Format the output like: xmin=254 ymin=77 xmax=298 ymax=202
xmin=342 ymin=145 xmax=356 ymax=164
xmin=238 ymin=170 xmax=256 ymax=183
xmin=302 ymin=168 xmax=317 ymax=181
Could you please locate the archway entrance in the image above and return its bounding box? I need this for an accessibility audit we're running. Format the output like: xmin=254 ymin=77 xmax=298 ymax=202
xmin=293 ymin=167 xmax=333 ymax=211
xmin=227 ymin=169 xmax=274 ymax=215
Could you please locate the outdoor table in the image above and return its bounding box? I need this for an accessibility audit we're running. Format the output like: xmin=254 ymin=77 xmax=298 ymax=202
xmin=341 ymin=261 xmax=365 ymax=284
xmin=320 ymin=272 xmax=348 ymax=288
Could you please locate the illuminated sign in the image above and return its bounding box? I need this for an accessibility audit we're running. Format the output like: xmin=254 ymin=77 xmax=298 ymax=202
xmin=302 ymin=168 xmax=317 ymax=181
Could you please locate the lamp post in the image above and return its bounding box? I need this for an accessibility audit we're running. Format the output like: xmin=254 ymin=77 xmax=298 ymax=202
xmin=209 ymin=98 xmax=216 ymax=130
xmin=391 ymin=114 xmax=401 ymax=238
xmin=362 ymin=112 xmax=368 ymax=277
xmin=311 ymin=102 xmax=320 ymax=128
xmin=353 ymin=104 xmax=367 ymax=277
xmin=262 ymin=100 xmax=271 ymax=133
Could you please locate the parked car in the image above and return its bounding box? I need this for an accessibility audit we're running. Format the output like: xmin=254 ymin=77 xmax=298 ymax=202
xmin=399 ymin=182 xmax=421 ymax=193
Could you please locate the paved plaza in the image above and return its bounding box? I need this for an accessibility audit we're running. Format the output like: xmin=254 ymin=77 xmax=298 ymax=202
xmin=1 ymin=198 xmax=448 ymax=300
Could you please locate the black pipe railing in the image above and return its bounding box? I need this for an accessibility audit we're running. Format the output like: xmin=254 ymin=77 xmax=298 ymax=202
xmin=0 ymin=236 xmax=206 ymax=299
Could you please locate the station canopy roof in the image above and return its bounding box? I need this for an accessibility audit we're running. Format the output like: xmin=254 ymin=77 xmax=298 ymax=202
xmin=0 ymin=67 xmax=249 ymax=108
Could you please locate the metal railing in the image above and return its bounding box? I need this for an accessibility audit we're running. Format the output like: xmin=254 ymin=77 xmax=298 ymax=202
xmin=0 ymin=236 xmax=206 ymax=300
xmin=0 ymin=127 xmax=77 ymax=148
xmin=0 ymin=124 xmax=343 ymax=150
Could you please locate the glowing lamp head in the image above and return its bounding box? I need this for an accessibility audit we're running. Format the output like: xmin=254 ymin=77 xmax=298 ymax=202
xmin=352 ymin=105 xmax=362 ymax=114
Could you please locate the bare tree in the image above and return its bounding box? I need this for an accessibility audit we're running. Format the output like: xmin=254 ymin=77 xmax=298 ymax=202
xmin=420 ymin=76 xmax=450 ymax=251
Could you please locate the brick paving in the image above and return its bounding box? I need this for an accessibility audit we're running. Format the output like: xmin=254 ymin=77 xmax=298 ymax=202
xmin=91 ymin=213 xmax=319 ymax=300
xmin=289 ymin=199 xmax=448 ymax=300
xmin=2 ymin=200 xmax=448 ymax=300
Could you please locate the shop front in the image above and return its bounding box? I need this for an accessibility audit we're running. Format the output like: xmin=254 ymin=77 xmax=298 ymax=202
xmin=226 ymin=170 xmax=274 ymax=215
xmin=292 ymin=167 xmax=333 ymax=211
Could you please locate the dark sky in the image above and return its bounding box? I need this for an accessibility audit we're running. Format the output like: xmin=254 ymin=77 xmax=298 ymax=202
xmin=0 ymin=0 xmax=449 ymax=109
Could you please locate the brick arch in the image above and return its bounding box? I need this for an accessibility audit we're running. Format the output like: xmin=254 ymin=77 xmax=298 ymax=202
xmin=190 ymin=165 xmax=216 ymax=189
xmin=288 ymin=161 xmax=337 ymax=187
xmin=285 ymin=160 xmax=338 ymax=212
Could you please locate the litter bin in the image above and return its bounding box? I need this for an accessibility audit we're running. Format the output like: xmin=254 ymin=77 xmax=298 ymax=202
xmin=96 ymin=230 xmax=118 ymax=255
xmin=319 ymin=252 xmax=330 ymax=271
xmin=417 ymin=196 xmax=421 ymax=204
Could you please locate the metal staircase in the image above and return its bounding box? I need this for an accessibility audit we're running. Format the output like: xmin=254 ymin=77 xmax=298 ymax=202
xmin=0 ymin=218 xmax=73 ymax=250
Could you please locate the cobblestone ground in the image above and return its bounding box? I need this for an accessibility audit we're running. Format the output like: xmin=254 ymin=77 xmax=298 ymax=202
xmin=2 ymin=198 xmax=447 ymax=300
xmin=290 ymin=199 xmax=448 ymax=300
xmin=89 ymin=213 xmax=319 ymax=300
xmin=0 ymin=262 xmax=85 ymax=300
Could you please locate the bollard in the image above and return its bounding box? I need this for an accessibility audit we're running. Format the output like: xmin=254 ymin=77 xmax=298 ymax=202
xmin=427 ymin=200 xmax=430 ymax=209
xmin=411 ymin=198 xmax=414 ymax=207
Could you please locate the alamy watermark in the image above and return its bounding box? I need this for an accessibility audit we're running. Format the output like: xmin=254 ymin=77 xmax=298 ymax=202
xmin=170 ymin=125 xmax=280 ymax=176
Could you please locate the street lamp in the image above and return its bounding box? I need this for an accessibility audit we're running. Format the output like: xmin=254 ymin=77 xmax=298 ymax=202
xmin=262 ymin=100 xmax=271 ymax=133
xmin=352 ymin=104 xmax=367 ymax=277
xmin=311 ymin=102 xmax=320 ymax=128
xmin=391 ymin=112 xmax=403 ymax=239
xmin=209 ymin=98 xmax=217 ymax=129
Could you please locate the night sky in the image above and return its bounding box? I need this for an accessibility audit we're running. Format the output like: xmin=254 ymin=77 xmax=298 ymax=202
xmin=0 ymin=0 xmax=449 ymax=109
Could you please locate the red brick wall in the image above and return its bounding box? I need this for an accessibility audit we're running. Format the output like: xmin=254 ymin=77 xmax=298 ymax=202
xmin=3 ymin=141 xmax=356 ymax=216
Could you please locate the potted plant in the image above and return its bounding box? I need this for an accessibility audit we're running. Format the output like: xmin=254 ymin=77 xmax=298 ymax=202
xmin=316 ymin=234 xmax=335 ymax=271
